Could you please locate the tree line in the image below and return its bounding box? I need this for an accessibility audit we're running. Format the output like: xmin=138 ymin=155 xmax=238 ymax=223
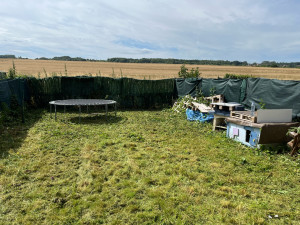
xmin=1 ymin=55 xmax=299 ymax=68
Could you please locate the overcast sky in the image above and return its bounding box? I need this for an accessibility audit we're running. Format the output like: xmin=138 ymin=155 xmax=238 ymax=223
xmin=0 ymin=0 xmax=299 ymax=62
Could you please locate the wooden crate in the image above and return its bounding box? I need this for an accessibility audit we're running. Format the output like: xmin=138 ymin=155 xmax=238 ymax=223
xmin=230 ymin=111 xmax=257 ymax=123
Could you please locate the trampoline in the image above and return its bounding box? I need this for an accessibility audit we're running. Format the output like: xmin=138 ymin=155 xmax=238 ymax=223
xmin=49 ymin=99 xmax=117 ymax=122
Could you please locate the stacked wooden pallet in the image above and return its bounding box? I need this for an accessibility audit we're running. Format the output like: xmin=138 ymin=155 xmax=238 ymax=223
xmin=230 ymin=111 xmax=257 ymax=123
xmin=210 ymin=102 xmax=242 ymax=112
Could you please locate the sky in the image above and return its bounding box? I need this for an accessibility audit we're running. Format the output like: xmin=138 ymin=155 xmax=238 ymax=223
xmin=0 ymin=0 xmax=299 ymax=63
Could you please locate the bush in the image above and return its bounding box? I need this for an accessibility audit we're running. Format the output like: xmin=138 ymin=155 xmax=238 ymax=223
xmin=178 ymin=65 xmax=201 ymax=78
xmin=224 ymin=73 xmax=252 ymax=79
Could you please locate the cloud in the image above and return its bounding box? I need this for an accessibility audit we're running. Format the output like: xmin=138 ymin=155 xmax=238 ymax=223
xmin=0 ymin=0 xmax=299 ymax=62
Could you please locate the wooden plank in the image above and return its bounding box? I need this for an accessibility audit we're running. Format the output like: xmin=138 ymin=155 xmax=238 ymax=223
xmin=191 ymin=102 xmax=213 ymax=113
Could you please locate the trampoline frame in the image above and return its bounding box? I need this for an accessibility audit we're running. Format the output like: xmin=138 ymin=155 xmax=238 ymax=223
xmin=49 ymin=99 xmax=117 ymax=122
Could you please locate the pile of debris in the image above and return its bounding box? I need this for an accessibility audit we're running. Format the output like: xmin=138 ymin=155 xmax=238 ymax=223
xmin=287 ymin=127 xmax=300 ymax=156
xmin=173 ymin=94 xmax=300 ymax=152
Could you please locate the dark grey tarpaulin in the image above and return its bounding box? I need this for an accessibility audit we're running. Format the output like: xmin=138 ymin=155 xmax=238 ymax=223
xmin=175 ymin=77 xmax=300 ymax=119
xmin=242 ymin=78 xmax=300 ymax=119
xmin=175 ymin=78 xmax=245 ymax=103
xmin=175 ymin=78 xmax=202 ymax=97
xmin=201 ymin=79 xmax=245 ymax=103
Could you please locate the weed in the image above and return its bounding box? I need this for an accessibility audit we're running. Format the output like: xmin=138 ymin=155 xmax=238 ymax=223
xmin=64 ymin=63 xmax=68 ymax=76
xmin=43 ymin=68 xmax=48 ymax=78
xmin=8 ymin=61 xmax=17 ymax=79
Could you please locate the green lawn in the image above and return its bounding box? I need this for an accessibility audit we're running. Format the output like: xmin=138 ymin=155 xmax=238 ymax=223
xmin=0 ymin=109 xmax=299 ymax=224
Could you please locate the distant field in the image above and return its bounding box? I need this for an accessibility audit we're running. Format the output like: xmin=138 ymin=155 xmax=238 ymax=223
xmin=1 ymin=59 xmax=300 ymax=80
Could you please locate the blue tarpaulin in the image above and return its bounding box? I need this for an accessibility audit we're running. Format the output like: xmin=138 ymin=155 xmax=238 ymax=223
xmin=186 ymin=109 xmax=214 ymax=122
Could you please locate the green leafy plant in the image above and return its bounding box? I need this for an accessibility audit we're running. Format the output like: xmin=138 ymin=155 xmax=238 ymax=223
xmin=178 ymin=64 xmax=201 ymax=78
xmin=224 ymin=73 xmax=252 ymax=79
xmin=209 ymin=87 xmax=216 ymax=96
xmin=8 ymin=61 xmax=17 ymax=79
xmin=287 ymin=126 xmax=300 ymax=135
xmin=0 ymin=71 xmax=7 ymax=80
xmin=172 ymin=91 xmax=209 ymax=113
xmin=259 ymin=98 xmax=266 ymax=109
xmin=196 ymin=87 xmax=209 ymax=105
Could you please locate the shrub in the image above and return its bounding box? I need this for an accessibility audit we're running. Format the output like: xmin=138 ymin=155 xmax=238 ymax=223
xmin=178 ymin=65 xmax=201 ymax=78
xmin=224 ymin=73 xmax=252 ymax=79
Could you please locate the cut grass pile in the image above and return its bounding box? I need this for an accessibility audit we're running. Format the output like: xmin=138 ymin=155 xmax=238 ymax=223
xmin=0 ymin=109 xmax=300 ymax=224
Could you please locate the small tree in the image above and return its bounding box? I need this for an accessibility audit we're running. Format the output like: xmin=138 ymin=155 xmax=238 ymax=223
xmin=178 ymin=65 xmax=201 ymax=78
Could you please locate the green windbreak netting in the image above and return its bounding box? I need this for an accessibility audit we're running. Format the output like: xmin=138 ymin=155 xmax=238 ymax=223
xmin=24 ymin=77 xmax=176 ymax=109
xmin=117 ymin=78 xmax=175 ymax=108
xmin=0 ymin=80 xmax=12 ymax=106
xmin=61 ymin=77 xmax=96 ymax=98
xmin=26 ymin=77 xmax=62 ymax=106
xmin=0 ymin=79 xmax=28 ymax=109
xmin=175 ymin=78 xmax=202 ymax=97
xmin=242 ymin=78 xmax=300 ymax=118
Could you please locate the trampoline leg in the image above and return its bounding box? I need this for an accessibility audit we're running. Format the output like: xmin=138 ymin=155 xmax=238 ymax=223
xmin=64 ymin=105 xmax=66 ymax=113
xmin=79 ymin=106 xmax=81 ymax=123
xmin=55 ymin=105 xmax=57 ymax=121
xmin=114 ymin=103 xmax=117 ymax=116
xmin=87 ymin=105 xmax=89 ymax=114
xmin=105 ymin=104 xmax=108 ymax=117
xmin=50 ymin=104 xmax=52 ymax=118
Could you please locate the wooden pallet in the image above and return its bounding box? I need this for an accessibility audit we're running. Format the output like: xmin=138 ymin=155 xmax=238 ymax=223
xmin=210 ymin=102 xmax=242 ymax=112
xmin=230 ymin=111 xmax=257 ymax=123
xmin=205 ymin=95 xmax=224 ymax=103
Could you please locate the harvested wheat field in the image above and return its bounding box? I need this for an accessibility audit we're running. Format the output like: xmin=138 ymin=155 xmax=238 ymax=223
xmin=1 ymin=59 xmax=300 ymax=80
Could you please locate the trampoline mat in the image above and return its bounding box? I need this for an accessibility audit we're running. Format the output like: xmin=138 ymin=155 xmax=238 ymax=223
xmin=49 ymin=99 xmax=116 ymax=106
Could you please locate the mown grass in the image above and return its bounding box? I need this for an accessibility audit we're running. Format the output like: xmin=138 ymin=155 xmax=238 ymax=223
xmin=0 ymin=109 xmax=299 ymax=224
